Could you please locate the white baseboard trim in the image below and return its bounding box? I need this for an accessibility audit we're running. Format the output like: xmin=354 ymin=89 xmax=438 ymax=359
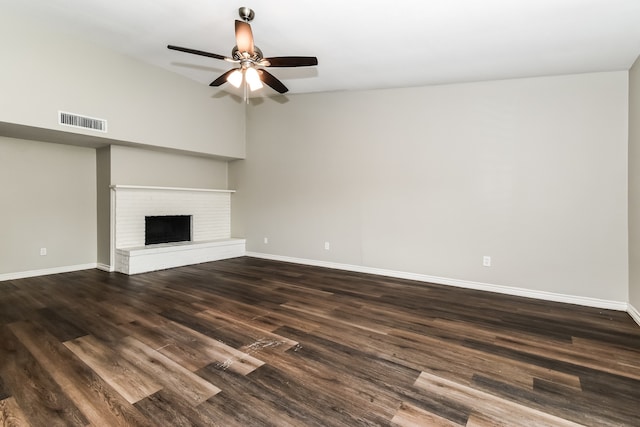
xmin=0 ymin=263 xmax=99 ymax=282
xmin=628 ymin=304 xmax=640 ymax=327
xmin=246 ymin=252 xmax=628 ymax=312
xmin=96 ymin=263 xmax=113 ymax=272
xmin=1 ymin=254 xmax=634 ymax=321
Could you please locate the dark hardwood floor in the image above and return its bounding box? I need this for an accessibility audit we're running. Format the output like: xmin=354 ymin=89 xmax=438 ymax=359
xmin=1 ymin=257 xmax=639 ymax=426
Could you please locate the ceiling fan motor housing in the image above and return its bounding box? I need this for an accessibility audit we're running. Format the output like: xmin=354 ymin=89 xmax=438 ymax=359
xmin=232 ymin=45 xmax=263 ymax=62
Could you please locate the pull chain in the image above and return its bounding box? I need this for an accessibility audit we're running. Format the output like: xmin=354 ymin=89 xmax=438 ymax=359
xmin=244 ymin=75 xmax=249 ymax=104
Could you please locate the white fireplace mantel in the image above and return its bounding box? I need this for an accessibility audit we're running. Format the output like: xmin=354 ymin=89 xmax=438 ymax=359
xmin=109 ymin=185 xmax=245 ymax=274
xmin=110 ymin=185 xmax=236 ymax=194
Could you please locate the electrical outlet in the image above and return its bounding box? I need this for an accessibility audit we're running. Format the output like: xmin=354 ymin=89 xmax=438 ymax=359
xmin=324 ymin=242 xmax=330 ymax=250
xmin=483 ymin=256 xmax=491 ymax=267
xmin=40 ymin=248 xmax=47 ymax=256
xmin=264 ymin=237 xmax=268 ymax=244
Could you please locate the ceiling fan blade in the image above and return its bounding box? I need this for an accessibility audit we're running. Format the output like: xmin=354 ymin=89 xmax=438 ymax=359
xmin=235 ymin=20 xmax=255 ymax=56
xmin=263 ymin=56 xmax=318 ymax=67
xmin=167 ymin=45 xmax=228 ymax=61
xmin=259 ymin=69 xmax=289 ymax=94
xmin=209 ymin=69 xmax=236 ymax=87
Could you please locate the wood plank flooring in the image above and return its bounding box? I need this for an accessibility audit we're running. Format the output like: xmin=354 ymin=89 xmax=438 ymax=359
xmin=1 ymin=257 xmax=639 ymax=426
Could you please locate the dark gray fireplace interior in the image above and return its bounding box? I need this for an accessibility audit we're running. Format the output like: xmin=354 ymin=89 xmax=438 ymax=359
xmin=145 ymin=215 xmax=192 ymax=245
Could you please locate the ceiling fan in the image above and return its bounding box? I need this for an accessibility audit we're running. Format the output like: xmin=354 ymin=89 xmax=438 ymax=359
xmin=167 ymin=7 xmax=318 ymax=95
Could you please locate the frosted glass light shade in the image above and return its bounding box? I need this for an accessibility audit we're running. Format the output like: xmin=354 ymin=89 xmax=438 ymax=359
xmin=245 ymin=67 xmax=263 ymax=91
xmin=227 ymin=69 xmax=243 ymax=88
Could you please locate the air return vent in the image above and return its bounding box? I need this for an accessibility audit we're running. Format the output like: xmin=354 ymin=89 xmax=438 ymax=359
xmin=58 ymin=111 xmax=107 ymax=133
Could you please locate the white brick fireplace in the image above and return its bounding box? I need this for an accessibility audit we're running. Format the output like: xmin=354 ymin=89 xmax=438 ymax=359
xmin=110 ymin=185 xmax=245 ymax=274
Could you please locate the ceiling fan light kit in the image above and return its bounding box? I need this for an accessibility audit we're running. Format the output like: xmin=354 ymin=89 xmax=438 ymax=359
xmin=167 ymin=7 xmax=318 ymax=98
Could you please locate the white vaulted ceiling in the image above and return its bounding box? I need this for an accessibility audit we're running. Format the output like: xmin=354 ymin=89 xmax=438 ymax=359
xmin=2 ymin=0 xmax=640 ymax=95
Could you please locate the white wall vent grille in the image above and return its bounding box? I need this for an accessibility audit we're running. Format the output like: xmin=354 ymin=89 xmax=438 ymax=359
xmin=59 ymin=111 xmax=107 ymax=133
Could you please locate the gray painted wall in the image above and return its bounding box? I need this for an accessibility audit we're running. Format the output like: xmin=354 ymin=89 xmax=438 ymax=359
xmin=110 ymin=145 xmax=228 ymax=189
xmin=629 ymin=56 xmax=640 ymax=312
xmin=96 ymin=146 xmax=111 ymax=267
xmin=0 ymin=10 xmax=245 ymax=159
xmin=230 ymin=71 xmax=629 ymax=302
xmin=0 ymin=137 xmax=97 ymax=274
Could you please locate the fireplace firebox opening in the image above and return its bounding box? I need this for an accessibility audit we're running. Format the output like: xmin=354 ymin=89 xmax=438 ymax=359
xmin=145 ymin=215 xmax=192 ymax=245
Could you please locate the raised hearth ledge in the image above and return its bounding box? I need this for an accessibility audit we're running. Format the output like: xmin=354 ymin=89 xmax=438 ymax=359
xmin=110 ymin=185 xmax=235 ymax=193
xmin=115 ymin=238 xmax=246 ymax=275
